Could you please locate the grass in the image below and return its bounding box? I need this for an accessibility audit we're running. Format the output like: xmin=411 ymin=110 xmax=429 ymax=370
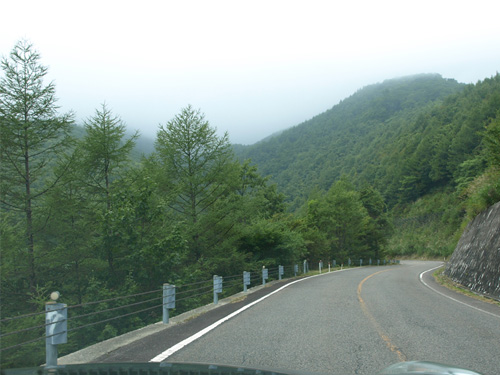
xmin=433 ymin=268 xmax=500 ymax=307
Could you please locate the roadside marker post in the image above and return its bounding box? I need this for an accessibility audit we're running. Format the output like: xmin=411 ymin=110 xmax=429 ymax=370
xmin=243 ymin=271 xmax=251 ymax=292
xmin=163 ymin=283 xmax=176 ymax=324
xmin=45 ymin=292 xmax=67 ymax=368
xmin=213 ymin=275 xmax=223 ymax=304
xmin=262 ymin=267 xmax=269 ymax=285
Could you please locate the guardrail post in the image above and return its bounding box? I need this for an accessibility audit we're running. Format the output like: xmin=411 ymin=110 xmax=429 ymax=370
xmin=243 ymin=271 xmax=250 ymax=292
xmin=294 ymin=264 xmax=298 ymax=277
xmin=319 ymin=260 xmax=323 ymax=274
xmin=278 ymin=265 xmax=284 ymax=280
xmin=328 ymin=262 xmax=331 ymax=272
xmin=213 ymin=275 xmax=223 ymax=304
xmin=262 ymin=266 xmax=268 ymax=285
xmin=45 ymin=292 xmax=67 ymax=368
xmin=163 ymin=284 xmax=175 ymax=324
xmin=303 ymin=260 xmax=308 ymax=274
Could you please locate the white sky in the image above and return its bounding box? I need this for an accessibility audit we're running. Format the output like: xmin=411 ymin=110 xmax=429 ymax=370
xmin=1 ymin=0 xmax=499 ymax=144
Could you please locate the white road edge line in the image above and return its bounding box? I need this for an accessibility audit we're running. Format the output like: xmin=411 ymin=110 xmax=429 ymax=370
xmin=150 ymin=269 xmax=352 ymax=362
xmin=419 ymin=265 xmax=500 ymax=320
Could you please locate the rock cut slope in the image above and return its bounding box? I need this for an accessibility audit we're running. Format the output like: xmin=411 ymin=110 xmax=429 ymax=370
xmin=445 ymin=201 xmax=500 ymax=300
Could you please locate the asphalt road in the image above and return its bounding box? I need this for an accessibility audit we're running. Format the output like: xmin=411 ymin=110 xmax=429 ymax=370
xmin=95 ymin=261 xmax=500 ymax=375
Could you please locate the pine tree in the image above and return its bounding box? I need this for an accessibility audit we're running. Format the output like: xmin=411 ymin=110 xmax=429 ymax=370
xmin=154 ymin=105 xmax=237 ymax=259
xmin=78 ymin=103 xmax=138 ymax=273
xmin=0 ymin=40 xmax=73 ymax=293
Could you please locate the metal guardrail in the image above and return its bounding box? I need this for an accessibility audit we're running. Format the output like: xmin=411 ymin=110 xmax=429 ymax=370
xmin=1 ymin=265 xmax=300 ymax=366
xmin=1 ymin=259 xmax=395 ymax=369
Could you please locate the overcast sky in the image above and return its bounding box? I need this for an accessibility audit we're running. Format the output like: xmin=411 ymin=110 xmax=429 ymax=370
xmin=1 ymin=1 xmax=499 ymax=144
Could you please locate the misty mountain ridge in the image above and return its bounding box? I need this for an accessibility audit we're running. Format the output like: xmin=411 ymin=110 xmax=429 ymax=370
xmin=84 ymin=73 xmax=460 ymax=158
xmin=71 ymin=71 xmax=499 ymax=214
xmin=233 ymin=72 xmax=500 ymax=209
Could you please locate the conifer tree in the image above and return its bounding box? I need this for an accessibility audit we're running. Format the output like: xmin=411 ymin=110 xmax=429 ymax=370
xmin=80 ymin=103 xmax=138 ymax=210
xmin=155 ymin=105 xmax=237 ymax=259
xmin=79 ymin=103 xmax=138 ymax=273
xmin=0 ymin=40 xmax=73 ymax=293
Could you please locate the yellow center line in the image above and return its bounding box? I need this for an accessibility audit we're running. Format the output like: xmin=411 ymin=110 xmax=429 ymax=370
xmin=357 ymin=269 xmax=407 ymax=362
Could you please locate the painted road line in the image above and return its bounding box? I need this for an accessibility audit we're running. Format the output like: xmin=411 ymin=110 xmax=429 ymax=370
xmin=357 ymin=269 xmax=407 ymax=362
xmin=150 ymin=266 xmax=383 ymax=362
xmin=419 ymin=265 xmax=500 ymax=320
xmin=150 ymin=272 xmax=329 ymax=362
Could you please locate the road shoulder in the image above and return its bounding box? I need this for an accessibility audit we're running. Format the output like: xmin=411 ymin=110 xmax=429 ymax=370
xmin=420 ymin=265 xmax=500 ymax=319
xmin=59 ymin=278 xmax=302 ymax=364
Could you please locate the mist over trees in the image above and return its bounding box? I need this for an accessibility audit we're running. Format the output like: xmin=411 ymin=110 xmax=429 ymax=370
xmin=235 ymin=73 xmax=500 ymax=256
xmin=1 ymin=41 xmax=500 ymax=367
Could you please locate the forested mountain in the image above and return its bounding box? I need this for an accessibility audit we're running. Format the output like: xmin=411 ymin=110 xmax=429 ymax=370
xmin=235 ymin=72 xmax=500 ymax=257
xmin=1 ymin=41 xmax=499 ymax=368
xmin=235 ymin=74 xmax=469 ymax=209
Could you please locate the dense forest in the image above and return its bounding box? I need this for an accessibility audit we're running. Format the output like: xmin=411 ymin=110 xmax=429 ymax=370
xmin=1 ymin=41 xmax=499 ymax=367
xmin=235 ymin=72 xmax=500 ymax=256
xmin=235 ymin=74 xmax=464 ymax=207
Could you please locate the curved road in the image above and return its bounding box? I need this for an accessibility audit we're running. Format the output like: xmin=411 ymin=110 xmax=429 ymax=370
xmin=98 ymin=261 xmax=500 ymax=374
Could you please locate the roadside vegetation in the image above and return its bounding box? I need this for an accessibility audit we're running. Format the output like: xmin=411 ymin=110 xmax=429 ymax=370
xmin=1 ymin=40 xmax=499 ymax=367
xmin=433 ymin=268 xmax=500 ymax=306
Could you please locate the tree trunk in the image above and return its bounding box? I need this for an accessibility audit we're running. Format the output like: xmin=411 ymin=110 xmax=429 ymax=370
xmin=104 ymin=165 xmax=114 ymax=273
xmin=24 ymin=132 xmax=36 ymax=294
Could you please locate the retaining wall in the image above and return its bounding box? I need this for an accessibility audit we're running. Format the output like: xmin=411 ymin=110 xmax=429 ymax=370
xmin=444 ymin=201 xmax=500 ymax=300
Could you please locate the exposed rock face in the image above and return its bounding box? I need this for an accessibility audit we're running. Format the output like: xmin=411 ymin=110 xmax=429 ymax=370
xmin=444 ymin=201 xmax=500 ymax=301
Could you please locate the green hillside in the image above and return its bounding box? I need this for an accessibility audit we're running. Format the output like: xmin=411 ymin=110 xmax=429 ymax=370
xmin=235 ymin=74 xmax=468 ymax=208
xmin=235 ymin=73 xmax=500 ymax=256
xmin=3 ymin=41 xmax=499 ymax=368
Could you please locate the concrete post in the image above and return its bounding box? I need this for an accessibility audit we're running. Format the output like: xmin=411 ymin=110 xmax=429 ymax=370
xmin=213 ymin=275 xmax=223 ymax=304
xmin=163 ymin=284 xmax=175 ymax=324
xmin=243 ymin=271 xmax=250 ymax=292
xmin=45 ymin=293 xmax=67 ymax=368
